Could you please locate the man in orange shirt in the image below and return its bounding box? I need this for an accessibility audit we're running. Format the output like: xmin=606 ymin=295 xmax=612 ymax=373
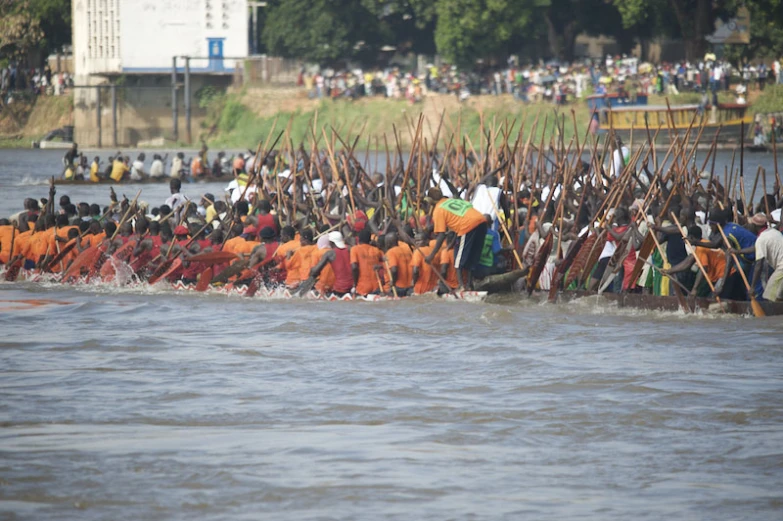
xmin=439 ymin=232 xmax=460 ymax=293
xmin=411 ymin=232 xmax=440 ymax=295
xmin=384 ymin=231 xmax=413 ymax=296
xmin=351 ymin=228 xmax=384 ymax=295
xmin=665 ymin=225 xmax=732 ymax=298
xmin=425 ymin=187 xmax=487 ymax=289
xmin=0 ymin=220 xmax=15 ymax=264
xmin=285 ymin=228 xmax=317 ymax=289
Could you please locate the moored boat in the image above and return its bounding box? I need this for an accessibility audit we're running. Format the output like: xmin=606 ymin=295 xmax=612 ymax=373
xmin=596 ymin=103 xmax=752 ymax=145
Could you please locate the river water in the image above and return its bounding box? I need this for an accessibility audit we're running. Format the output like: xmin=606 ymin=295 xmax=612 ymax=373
xmin=1 ymin=148 xmax=782 ymax=520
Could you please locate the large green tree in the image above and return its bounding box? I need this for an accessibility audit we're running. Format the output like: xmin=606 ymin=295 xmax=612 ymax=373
xmin=538 ymin=0 xmax=623 ymax=61
xmin=263 ymin=0 xmax=384 ymax=65
xmin=30 ymin=0 xmax=72 ymax=54
xmin=722 ymin=0 xmax=783 ymax=63
xmin=0 ymin=0 xmax=44 ymax=61
xmin=362 ymin=0 xmax=438 ymax=55
xmin=434 ymin=0 xmax=535 ymax=67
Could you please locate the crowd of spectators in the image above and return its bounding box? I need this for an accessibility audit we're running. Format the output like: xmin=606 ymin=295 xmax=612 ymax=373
xmin=1 ymin=62 xmax=73 ymax=103
xmin=297 ymin=54 xmax=783 ymax=108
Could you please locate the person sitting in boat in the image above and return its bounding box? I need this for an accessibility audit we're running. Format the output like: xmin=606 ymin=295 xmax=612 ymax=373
xmin=191 ymin=154 xmax=205 ymax=178
xmin=663 ymin=225 xmax=735 ymax=299
xmin=733 ymin=214 xmax=783 ymax=302
xmin=102 ymin=156 xmax=114 ymax=180
xmin=89 ymin=157 xmax=101 ymax=182
xmin=149 ymin=154 xmax=165 ymax=179
xmin=130 ymin=153 xmax=146 ymax=181
xmin=171 ymin=153 xmax=185 ymax=179
xmin=473 ymin=214 xmax=506 ymax=279
xmin=109 ymin=156 xmax=129 ymax=182
xmin=753 ymin=122 xmax=767 ymax=147
xmin=63 ymin=161 xmax=75 ymax=181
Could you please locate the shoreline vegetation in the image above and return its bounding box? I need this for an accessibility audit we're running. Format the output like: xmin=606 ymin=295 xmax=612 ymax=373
xmin=2 ymin=85 xmax=782 ymax=150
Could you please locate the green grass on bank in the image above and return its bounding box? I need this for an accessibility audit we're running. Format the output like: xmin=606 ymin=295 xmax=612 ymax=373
xmin=201 ymin=93 xmax=593 ymax=152
xmin=751 ymin=84 xmax=783 ymax=116
xmin=202 ymin=87 xmax=783 ymax=152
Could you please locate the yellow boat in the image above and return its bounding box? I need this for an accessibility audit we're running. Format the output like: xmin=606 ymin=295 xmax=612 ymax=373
xmin=596 ymin=103 xmax=752 ymax=145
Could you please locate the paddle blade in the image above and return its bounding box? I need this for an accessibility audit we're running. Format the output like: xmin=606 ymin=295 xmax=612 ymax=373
xmin=296 ymin=276 xmax=317 ymax=297
xmin=213 ymin=260 xmax=248 ymax=284
xmin=188 ymin=251 xmax=238 ymax=265
xmin=44 ymin=241 xmax=76 ymax=272
xmin=4 ymin=258 xmax=24 ymax=282
xmin=244 ymin=272 xmax=262 ymax=297
xmin=148 ymin=258 xmax=176 ymax=284
xmin=750 ymin=297 xmax=766 ymax=318
xmin=195 ymin=267 xmax=213 ymax=291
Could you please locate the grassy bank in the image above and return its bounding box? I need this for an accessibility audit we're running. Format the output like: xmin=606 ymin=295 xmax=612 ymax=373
xmin=201 ymin=89 xmax=592 ymax=152
xmin=201 ymin=86 xmax=783 ymax=152
xmin=0 ymin=94 xmax=73 ymax=148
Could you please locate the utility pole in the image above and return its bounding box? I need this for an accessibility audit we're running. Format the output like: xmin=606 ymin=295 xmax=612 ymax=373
xmin=96 ymin=85 xmax=102 ymax=148
xmin=172 ymin=57 xmax=178 ymax=142
xmin=111 ymin=84 xmax=118 ymax=147
xmin=184 ymin=56 xmax=191 ymax=145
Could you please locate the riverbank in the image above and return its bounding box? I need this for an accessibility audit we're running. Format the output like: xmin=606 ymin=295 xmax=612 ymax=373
xmin=197 ymin=85 xmax=783 ymax=151
xmin=0 ymin=95 xmax=73 ymax=148
xmin=2 ymin=86 xmax=782 ymax=150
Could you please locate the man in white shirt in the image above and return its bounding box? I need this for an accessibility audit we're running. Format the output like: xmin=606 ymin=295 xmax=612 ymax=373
xmin=165 ymin=178 xmax=187 ymax=221
xmin=748 ymin=214 xmax=783 ymax=301
xmin=149 ymin=154 xmax=165 ymax=178
xmin=170 ymin=153 xmax=184 ymax=179
xmin=610 ymin=137 xmax=630 ymax=178
xmin=130 ymin=153 xmax=146 ymax=181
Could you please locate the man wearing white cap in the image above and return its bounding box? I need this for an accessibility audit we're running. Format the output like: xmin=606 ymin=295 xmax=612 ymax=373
xmin=305 ymin=231 xmax=354 ymax=296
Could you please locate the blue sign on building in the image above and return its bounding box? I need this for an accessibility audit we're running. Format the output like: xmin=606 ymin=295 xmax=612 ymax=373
xmin=207 ymin=38 xmax=225 ymax=71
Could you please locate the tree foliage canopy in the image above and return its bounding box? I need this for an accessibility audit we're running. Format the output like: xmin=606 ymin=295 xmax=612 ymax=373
xmin=0 ymin=0 xmax=71 ymax=64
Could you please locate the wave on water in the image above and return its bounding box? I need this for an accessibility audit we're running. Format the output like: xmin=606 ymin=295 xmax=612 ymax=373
xmin=564 ymin=295 xmax=744 ymax=321
xmin=15 ymin=175 xmax=50 ymax=187
xmin=1 ymin=269 xmax=751 ymax=320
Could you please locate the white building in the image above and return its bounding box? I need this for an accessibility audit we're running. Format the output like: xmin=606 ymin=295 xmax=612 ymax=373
xmin=71 ymin=0 xmax=249 ymax=147
xmin=73 ymin=0 xmax=249 ymax=76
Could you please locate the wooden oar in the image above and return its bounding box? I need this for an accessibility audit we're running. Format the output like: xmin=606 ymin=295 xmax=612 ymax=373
xmin=187 ymin=251 xmax=238 ymax=265
xmin=717 ymin=226 xmax=765 ymax=317
xmin=195 ymin=267 xmax=213 ymax=291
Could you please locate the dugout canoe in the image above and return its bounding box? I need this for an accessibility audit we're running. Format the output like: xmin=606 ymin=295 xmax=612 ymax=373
xmin=53 ymin=175 xmax=229 ymax=186
xmin=554 ymin=290 xmax=783 ymax=316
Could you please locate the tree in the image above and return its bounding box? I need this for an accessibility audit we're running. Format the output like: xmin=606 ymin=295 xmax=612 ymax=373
xmin=434 ymin=0 xmax=534 ymax=67
xmin=526 ymin=0 xmax=626 ymax=62
xmin=722 ymin=0 xmax=783 ymax=64
xmin=263 ymin=0 xmax=382 ymax=65
xmin=0 ymin=0 xmax=44 ymax=62
xmin=362 ymin=0 xmax=438 ymax=55
xmin=29 ymin=0 xmax=72 ymax=54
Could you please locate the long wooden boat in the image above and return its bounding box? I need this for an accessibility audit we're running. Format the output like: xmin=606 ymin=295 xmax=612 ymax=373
xmin=596 ymin=103 xmax=752 ymax=145
xmin=53 ymin=175 xmax=229 ymax=186
xmin=554 ymin=290 xmax=783 ymax=316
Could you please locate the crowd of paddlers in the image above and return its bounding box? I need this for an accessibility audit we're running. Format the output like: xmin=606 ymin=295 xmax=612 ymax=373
xmin=2 ymin=112 xmax=782 ymax=311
